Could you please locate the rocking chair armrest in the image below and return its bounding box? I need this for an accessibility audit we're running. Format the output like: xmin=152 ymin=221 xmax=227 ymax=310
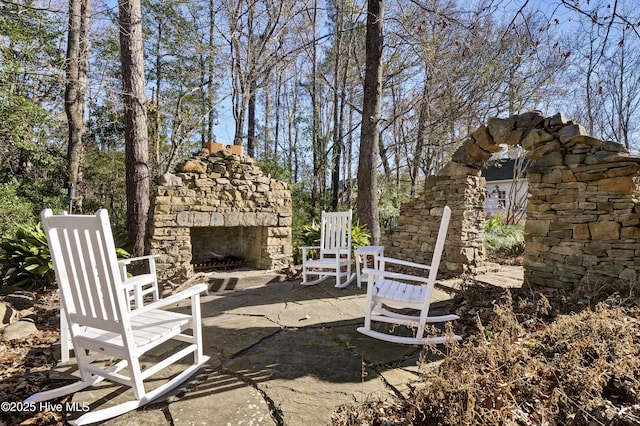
xmin=300 ymin=246 xmax=321 ymax=261
xmin=121 ymin=274 xmax=156 ymax=291
xmin=118 ymin=254 xmax=159 ymax=267
xmin=375 ymin=256 xmax=433 ymax=272
xmin=118 ymin=255 xmax=159 ymax=281
xmin=361 ymin=267 xmax=431 ymax=285
xmin=129 ymin=283 xmax=208 ymax=316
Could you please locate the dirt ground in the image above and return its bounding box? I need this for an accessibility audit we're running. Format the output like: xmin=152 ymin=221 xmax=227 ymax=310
xmin=0 ymin=291 xmax=64 ymax=425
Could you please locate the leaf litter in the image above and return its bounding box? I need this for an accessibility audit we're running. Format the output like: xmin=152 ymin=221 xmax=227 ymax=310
xmin=333 ymin=278 xmax=640 ymax=426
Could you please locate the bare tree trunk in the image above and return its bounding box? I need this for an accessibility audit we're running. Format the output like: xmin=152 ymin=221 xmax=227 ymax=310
xmin=411 ymin=76 xmax=429 ymax=196
xmin=290 ymin=77 xmax=300 ymax=183
xmin=153 ymin=16 xmax=162 ymax=173
xmin=506 ymin=155 xmax=528 ymax=225
xmin=330 ymin=4 xmax=343 ymax=211
xmin=247 ymin=81 xmax=256 ymax=157
xmin=357 ymin=0 xmax=383 ymax=244
xmin=119 ymin=0 xmax=150 ymax=256
xmin=207 ymin=0 xmax=216 ymax=143
xmin=264 ymin=83 xmax=271 ymax=158
xmin=616 ymin=32 xmax=627 ymax=149
xmin=65 ymin=0 xmax=90 ymax=212
xmin=346 ymin=94 xmax=354 ymax=204
xmin=310 ymin=0 xmax=321 ymax=210
xmin=229 ymin=0 xmax=245 ymax=148
xmin=274 ymin=72 xmax=281 ymax=156
xmin=378 ymin=132 xmax=390 ymax=175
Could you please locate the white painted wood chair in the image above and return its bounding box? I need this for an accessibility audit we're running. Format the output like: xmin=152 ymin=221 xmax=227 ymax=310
xmin=27 ymin=209 xmax=210 ymax=425
xmin=60 ymin=253 xmax=161 ymax=363
xmin=300 ymin=210 xmax=356 ymax=288
xmin=357 ymin=206 xmax=462 ymax=345
xmin=118 ymin=254 xmax=160 ymax=309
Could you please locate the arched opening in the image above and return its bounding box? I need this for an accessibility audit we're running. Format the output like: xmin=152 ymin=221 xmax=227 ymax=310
xmin=382 ymin=112 xmax=640 ymax=288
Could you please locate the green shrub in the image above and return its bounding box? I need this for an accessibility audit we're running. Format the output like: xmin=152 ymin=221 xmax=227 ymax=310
xmin=484 ymin=216 xmax=525 ymax=255
xmin=0 ymin=222 xmax=132 ymax=290
xmin=350 ymin=220 xmax=371 ymax=249
xmin=0 ymin=223 xmax=55 ymax=289
xmin=0 ymin=179 xmax=37 ymax=238
xmin=297 ymin=217 xmax=371 ymax=263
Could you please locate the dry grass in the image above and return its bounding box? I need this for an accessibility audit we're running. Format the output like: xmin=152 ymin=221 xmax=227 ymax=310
xmin=333 ymin=280 xmax=640 ymax=426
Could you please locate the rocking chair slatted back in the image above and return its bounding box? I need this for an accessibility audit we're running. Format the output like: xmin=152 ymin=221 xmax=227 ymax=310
xmin=45 ymin=211 xmax=128 ymax=331
xmin=300 ymin=209 xmax=356 ymax=288
xmin=357 ymin=206 xmax=462 ymax=345
xmin=320 ymin=210 xmax=352 ymax=256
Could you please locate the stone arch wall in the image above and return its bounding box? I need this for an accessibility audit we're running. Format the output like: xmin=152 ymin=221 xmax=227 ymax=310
xmin=382 ymin=111 xmax=640 ymax=287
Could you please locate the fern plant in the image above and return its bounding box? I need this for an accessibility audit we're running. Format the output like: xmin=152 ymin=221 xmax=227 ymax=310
xmin=484 ymin=216 xmax=525 ymax=255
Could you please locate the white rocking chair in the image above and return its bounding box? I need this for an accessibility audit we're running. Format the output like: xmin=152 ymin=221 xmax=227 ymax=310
xmin=60 ymin=253 xmax=161 ymax=363
xmin=357 ymin=206 xmax=462 ymax=345
xmin=300 ymin=210 xmax=356 ymax=288
xmin=27 ymin=209 xmax=210 ymax=425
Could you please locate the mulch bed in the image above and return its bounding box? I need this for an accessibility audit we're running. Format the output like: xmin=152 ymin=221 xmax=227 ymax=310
xmin=0 ymin=290 xmax=65 ymax=425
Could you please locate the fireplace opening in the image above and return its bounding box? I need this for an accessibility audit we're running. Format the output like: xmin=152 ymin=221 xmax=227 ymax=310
xmin=190 ymin=226 xmax=263 ymax=271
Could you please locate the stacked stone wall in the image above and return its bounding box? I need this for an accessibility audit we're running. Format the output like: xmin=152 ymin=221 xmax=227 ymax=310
xmin=381 ymin=174 xmax=486 ymax=274
xmin=149 ymin=149 xmax=293 ymax=283
xmin=384 ymin=111 xmax=640 ymax=287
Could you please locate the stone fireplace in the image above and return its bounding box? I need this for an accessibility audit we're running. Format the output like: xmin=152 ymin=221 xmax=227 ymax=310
xmin=148 ymin=148 xmax=293 ymax=283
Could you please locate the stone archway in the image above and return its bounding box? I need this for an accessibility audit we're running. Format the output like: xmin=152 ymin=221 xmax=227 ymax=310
xmin=382 ymin=111 xmax=640 ymax=288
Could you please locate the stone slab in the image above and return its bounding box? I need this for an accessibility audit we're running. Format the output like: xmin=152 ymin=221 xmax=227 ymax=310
xmin=223 ymin=328 xmax=390 ymax=425
xmin=202 ymin=312 xmax=282 ymax=358
xmin=474 ymin=272 xmax=524 ymax=288
xmin=103 ymin=409 xmax=169 ymax=425
xmin=67 ymin=362 xmax=216 ymax=424
xmin=330 ymin=324 xmax=416 ymax=366
xmin=168 ymin=372 xmax=275 ymax=425
xmin=206 ymin=269 xmax=288 ymax=292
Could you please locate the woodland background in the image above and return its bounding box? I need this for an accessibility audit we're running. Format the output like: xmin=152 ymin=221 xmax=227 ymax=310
xmin=1 ymin=0 xmax=639 ymax=247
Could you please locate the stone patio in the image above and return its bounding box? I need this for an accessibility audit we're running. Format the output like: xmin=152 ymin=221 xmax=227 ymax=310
xmin=52 ymin=265 xmax=524 ymax=425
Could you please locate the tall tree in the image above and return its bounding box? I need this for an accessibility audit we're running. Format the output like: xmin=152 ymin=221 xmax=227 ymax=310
xmin=119 ymin=0 xmax=150 ymax=256
xmin=0 ymin=1 xmax=67 ymax=223
xmin=307 ymin=0 xmax=324 ymax=209
xmin=225 ymin=0 xmax=294 ymax=156
xmin=601 ymin=28 xmax=640 ymax=149
xmin=65 ymin=0 xmax=90 ymax=212
xmin=143 ymin=0 xmax=220 ymax=176
xmin=357 ymin=0 xmax=383 ymax=244
xmin=329 ymin=0 xmax=344 ymax=211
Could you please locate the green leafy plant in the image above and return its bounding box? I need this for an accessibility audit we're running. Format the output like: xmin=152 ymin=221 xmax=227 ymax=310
xmin=0 ymin=222 xmax=132 ymax=290
xmin=350 ymin=220 xmax=371 ymax=250
xmin=300 ymin=219 xmax=321 ymax=247
xmin=299 ymin=218 xmax=371 ymax=250
xmin=484 ymin=216 xmax=525 ymax=256
xmin=0 ymin=223 xmax=55 ymax=289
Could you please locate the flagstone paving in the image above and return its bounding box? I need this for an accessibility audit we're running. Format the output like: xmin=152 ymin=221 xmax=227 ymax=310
xmin=53 ymin=264 xmax=523 ymax=425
